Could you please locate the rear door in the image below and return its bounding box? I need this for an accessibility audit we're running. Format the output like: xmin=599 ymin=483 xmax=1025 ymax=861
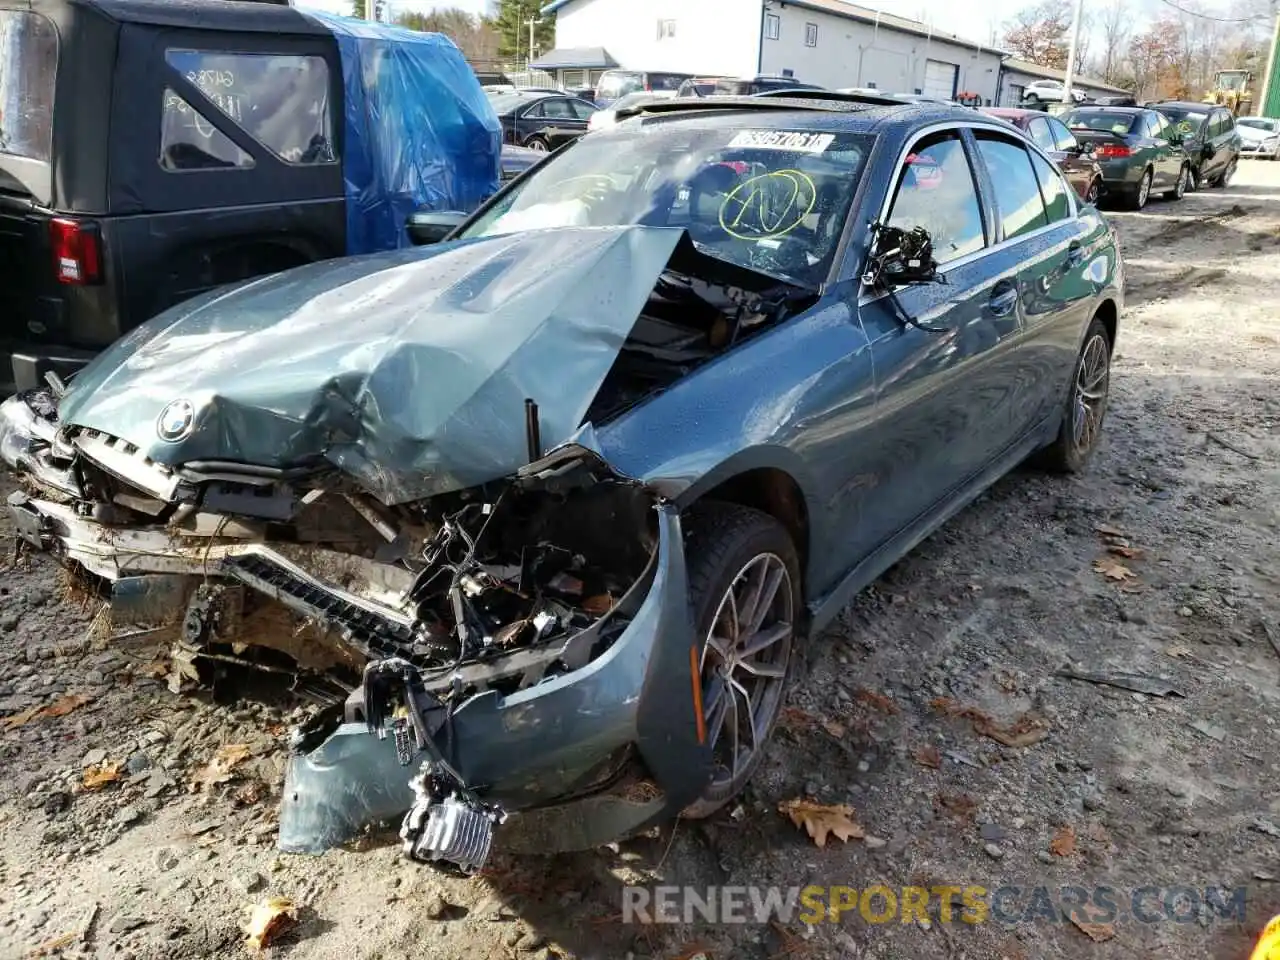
xmin=973 ymin=129 xmax=1091 ymax=433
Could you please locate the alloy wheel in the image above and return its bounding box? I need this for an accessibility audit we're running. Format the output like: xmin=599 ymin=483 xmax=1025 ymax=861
xmin=1137 ymin=171 xmax=1151 ymax=207
xmin=526 ymin=139 xmax=548 ymax=152
xmin=1072 ymin=333 xmax=1110 ymax=456
xmin=1223 ymin=160 xmax=1236 ymax=186
xmin=1086 ymin=180 xmax=1101 ymax=205
xmin=1174 ymin=165 xmax=1187 ymax=199
xmin=698 ymin=552 xmax=795 ymax=794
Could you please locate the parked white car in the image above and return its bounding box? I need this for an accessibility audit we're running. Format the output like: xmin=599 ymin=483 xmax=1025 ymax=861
xmin=1237 ymin=116 xmax=1280 ymax=160
xmin=1023 ymin=79 xmax=1087 ymax=104
xmin=586 ymin=90 xmax=676 ymax=131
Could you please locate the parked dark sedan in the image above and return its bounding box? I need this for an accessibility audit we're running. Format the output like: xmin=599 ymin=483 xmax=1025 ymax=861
xmin=1062 ymin=106 xmax=1190 ymax=209
xmin=983 ymin=107 xmax=1104 ymax=204
xmin=1150 ymin=101 xmax=1241 ymax=189
xmin=1 ymin=97 xmax=1123 ymax=872
xmin=488 ymin=91 xmax=598 ymax=151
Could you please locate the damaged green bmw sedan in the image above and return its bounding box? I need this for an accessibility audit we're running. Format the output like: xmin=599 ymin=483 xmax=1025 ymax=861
xmin=0 ymin=95 xmax=1123 ymax=872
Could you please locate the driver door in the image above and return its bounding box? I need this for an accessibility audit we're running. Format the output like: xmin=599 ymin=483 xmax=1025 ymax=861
xmin=851 ymin=130 xmax=1026 ymax=556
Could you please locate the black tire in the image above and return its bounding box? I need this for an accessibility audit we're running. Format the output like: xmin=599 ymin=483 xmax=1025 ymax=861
xmin=1127 ymin=169 xmax=1152 ymax=210
xmin=1025 ymin=92 xmax=1040 ymax=103
xmin=1186 ymin=165 xmax=1199 ymax=191
xmin=680 ymin=502 xmax=801 ymax=820
xmin=524 ymin=136 xmax=549 ymax=152
xmin=1085 ymin=178 xmax=1101 ymax=206
xmin=1164 ymin=163 xmax=1189 ymax=201
xmin=1039 ymin=316 xmax=1112 ymax=474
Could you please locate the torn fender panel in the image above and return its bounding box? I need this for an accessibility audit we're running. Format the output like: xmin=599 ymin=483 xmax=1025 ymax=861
xmin=277 ymin=504 xmax=709 ymax=854
xmin=56 ymin=225 xmax=686 ymax=505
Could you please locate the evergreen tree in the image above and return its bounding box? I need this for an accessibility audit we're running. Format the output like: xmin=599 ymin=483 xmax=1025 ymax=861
xmin=491 ymin=0 xmax=555 ymax=61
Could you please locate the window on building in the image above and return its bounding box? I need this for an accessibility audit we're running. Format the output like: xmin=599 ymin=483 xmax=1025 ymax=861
xmin=805 ymin=22 xmax=818 ymax=46
xmin=656 ymin=18 xmax=676 ymax=40
xmin=765 ymin=13 xmax=780 ymax=40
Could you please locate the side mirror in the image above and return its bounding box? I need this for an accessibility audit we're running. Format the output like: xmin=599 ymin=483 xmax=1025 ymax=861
xmin=406 ymin=210 xmax=467 ymax=246
xmin=863 ymin=223 xmax=939 ymax=287
xmin=1167 ymin=132 xmax=1183 ymax=145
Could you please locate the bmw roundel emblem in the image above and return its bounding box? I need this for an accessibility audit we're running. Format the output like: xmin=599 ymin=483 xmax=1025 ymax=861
xmin=156 ymin=399 xmax=195 ymax=443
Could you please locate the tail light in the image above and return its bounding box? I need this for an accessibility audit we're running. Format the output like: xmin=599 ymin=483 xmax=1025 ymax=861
xmin=49 ymin=218 xmax=103 ymax=285
xmin=1095 ymin=144 xmax=1132 ymax=159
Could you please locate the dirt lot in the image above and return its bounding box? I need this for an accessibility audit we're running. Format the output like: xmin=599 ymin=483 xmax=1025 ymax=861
xmin=2 ymin=161 xmax=1280 ymax=960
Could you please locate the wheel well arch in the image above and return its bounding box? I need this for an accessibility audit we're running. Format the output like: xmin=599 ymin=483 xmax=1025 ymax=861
xmin=1094 ymin=298 xmax=1118 ymax=350
xmin=688 ymin=467 xmax=811 ymax=590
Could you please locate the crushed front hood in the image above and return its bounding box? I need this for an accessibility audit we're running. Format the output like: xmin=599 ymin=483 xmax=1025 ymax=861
xmin=58 ymin=226 xmax=684 ymax=504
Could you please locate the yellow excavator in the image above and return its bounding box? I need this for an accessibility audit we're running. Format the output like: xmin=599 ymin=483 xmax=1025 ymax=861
xmin=1203 ymin=69 xmax=1254 ymax=116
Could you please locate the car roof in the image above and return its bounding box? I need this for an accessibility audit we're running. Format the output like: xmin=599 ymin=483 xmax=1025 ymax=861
xmin=983 ymin=107 xmax=1042 ymax=121
xmin=1152 ymin=101 xmax=1213 ymax=111
xmin=1068 ymin=105 xmax=1146 ymax=114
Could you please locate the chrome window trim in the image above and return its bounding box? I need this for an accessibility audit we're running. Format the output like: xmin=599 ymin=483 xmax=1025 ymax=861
xmin=857 ymin=118 xmax=1079 ymax=306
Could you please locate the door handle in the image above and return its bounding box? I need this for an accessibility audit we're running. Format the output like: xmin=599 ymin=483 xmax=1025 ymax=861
xmin=1065 ymin=241 xmax=1085 ymax=268
xmin=988 ymin=280 xmax=1018 ymax=317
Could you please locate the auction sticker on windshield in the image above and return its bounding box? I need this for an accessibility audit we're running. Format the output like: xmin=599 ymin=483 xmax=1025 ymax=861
xmin=727 ymin=130 xmax=835 ymax=153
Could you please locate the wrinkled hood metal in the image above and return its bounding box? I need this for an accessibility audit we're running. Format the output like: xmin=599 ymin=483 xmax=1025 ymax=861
xmin=58 ymin=226 xmax=685 ymax=505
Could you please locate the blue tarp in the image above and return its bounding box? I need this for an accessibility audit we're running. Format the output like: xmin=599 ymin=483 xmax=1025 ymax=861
xmin=302 ymin=11 xmax=502 ymax=254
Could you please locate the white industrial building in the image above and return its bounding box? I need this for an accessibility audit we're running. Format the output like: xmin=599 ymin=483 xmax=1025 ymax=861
xmin=534 ymin=0 xmax=1008 ymax=103
xmin=997 ymin=58 xmax=1131 ymax=106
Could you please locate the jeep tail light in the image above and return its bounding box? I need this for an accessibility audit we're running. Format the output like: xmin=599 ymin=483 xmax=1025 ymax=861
xmin=49 ymin=218 xmax=103 ymax=285
xmin=1095 ymin=144 xmax=1132 ymax=159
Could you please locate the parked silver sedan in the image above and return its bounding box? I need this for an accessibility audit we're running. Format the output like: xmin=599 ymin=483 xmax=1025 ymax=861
xmin=1238 ymin=117 xmax=1280 ymax=160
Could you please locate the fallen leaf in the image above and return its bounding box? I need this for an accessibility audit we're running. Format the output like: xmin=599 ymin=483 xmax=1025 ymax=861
xmin=1 ymin=704 xmax=44 ymax=730
xmin=778 ymin=706 xmax=820 ymax=732
xmin=244 ymin=897 xmax=298 ymax=952
xmin=41 ymin=693 xmax=94 ymax=719
xmin=1049 ymin=825 xmax=1077 ymax=857
xmin=190 ymin=743 xmax=253 ymax=791
xmin=914 ymin=744 xmax=942 ymax=769
xmin=582 ymin=594 xmax=615 ymax=616
xmin=82 ymin=763 xmax=122 ymax=790
xmin=1107 ymin=544 xmax=1144 ymax=559
xmin=934 ymin=792 xmax=978 ymax=820
xmin=1095 ymin=523 xmax=1125 ymax=537
xmin=1069 ymin=915 xmax=1116 ymax=943
xmin=820 ymin=719 xmax=846 ymax=739
xmin=974 ymin=712 xmax=1050 ymax=748
xmin=1093 ymin=557 xmax=1136 ymax=582
xmin=855 ymin=688 xmax=899 ymax=714
xmin=778 ymin=798 xmax=865 ymax=847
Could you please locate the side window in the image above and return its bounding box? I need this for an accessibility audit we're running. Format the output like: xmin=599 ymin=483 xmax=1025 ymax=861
xmin=886 ymin=133 xmax=986 ymax=264
xmin=1049 ymin=118 xmax=1078 ymax=152
xmin=541 ymin=99 xmax=576 ymax=120
xmin=1152 ymin=114 xmax=1171 ymax=140
xmin=163 ymin=50 xmax=335 ymax=165
xmin=1029 ymin=151 xmax=1071 ymax=223
xmin=567 ymin=99 xmax=596 ymax=120
xmin=1218 ymin=112 xmax=1234 ymax=136
xmin=1027 ymin=118 xmax=1055 ymax=151
xmin=160 ymin=89 xmax=255 ymax=171
xmin=976 ymin=135 xmax=1048 ymax=240
xmin=522 ymin=101 xmax=546 ymax=119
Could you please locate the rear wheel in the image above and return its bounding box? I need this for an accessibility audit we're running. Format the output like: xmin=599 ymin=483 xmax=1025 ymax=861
xmin=681 ymin=503 xmax=801 ymax=820
xmin=1128 ymin=169 xmax=1152 ymax=210
xmin=1039 ymin=316 xmax=1112 ymax=474
xmin=1025 ymin=92 xmax=1040 ymax=103
xmin=1164 ymin=163 xmax=1189 ymax=201
xmin=524 ymin=136 xmax=549 ymax=152
xmin=1085 ymin=178 xmax=1101 ymax=206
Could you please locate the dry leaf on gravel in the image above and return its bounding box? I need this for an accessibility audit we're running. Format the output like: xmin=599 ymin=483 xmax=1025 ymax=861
xmin=1 ymin=704 xmax=44 ymax=730
xmin=1049 ymin=825 xmax=1077 ymax=857
xmin=931 ymin=700 xmax=1050 ymax=748
xmin=1107 ymin=544 xmax=1145 ymax=559
xmin=1095 ymin=523 xmax=1125 ymax=537
xmin=1069 ymin=915 xmax=1116 ymax=943
xmin=778 ymin=799 xmax=865 ymax=847
xmin=820 ymin=719 xmax=846 ymax=739
xmin=1093 ymin=557 xmax=1136 ymax=582
xmin=2 ymin=693 xmax=94 ymax=730
xmin=934 ymin=792 xmax=978 ymax=821
xmin=82 ymin=763 xmax=122 ymax=790
xmin=778 ymin=706 xmax=820 ymax=732
xmin=191 ymin=743 xmax=253 ymax=791
xmin=855 ymin=689 xmax=899 ymax=714
xmin=244 ymin=896 xmax=298 ymax=952
xmin=914 ymin=745 xmax=942 ymax=769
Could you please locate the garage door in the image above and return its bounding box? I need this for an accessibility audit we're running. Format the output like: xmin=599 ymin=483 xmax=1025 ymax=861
xmin=923 ymin=59 xmax=958 ymax=100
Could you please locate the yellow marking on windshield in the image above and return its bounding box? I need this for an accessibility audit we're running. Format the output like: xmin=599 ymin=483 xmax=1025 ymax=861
xmin=718 ymin=169 xmax=817 ymax=240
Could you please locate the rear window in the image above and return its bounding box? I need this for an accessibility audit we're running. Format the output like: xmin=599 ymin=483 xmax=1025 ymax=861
xmin=647 ymin=72 xmax=689 ymax=91
xmin=0 ymin=11 xmax=57 ymax=162
xmin=160 ymin=50 xmax=335 ymax=170
xmin=1155 ymin=106 xmax=1206 ymax=134
xmin=597 ymin=71 xmax=644 ymax=99
xmin=1065 ymin=111 xmax=1135 ymax=135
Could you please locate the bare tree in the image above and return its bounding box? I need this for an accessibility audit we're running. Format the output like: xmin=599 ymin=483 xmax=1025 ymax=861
xmin=1099 ymin=0 xmax=1133 ymax=83
xmin=1002 ymin=0 xmax=1073 ymax=67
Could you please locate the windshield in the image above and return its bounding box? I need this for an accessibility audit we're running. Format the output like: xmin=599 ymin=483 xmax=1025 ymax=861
xmin=1155 ymin=107 xmax=1206 ymax=133
xmin=597 ymin=72 xmax=643 ymax=100
xmin=1064 ymin=111 xmax=1136 ymax=135
xmin=0 ymin=11 xmax=57 ymax=162
xmin=459 ymin=123 xmax=873 ymax=287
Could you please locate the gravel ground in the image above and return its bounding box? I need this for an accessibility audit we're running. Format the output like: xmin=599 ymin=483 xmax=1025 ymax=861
xmin=2 ymin=162 xmax=1279 ymax=960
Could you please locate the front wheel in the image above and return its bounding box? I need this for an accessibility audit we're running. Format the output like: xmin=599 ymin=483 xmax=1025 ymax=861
xmin=1220 ymin=158 xmax=1237 ymax=186
xmin=1085 ymin=178 xmax=1101 ymax=206
xmin=1039 ymin=316 xmax=1112 ymax=474
xmin=681 ymin=503 xmax=801 ymax=820
xmin=1024 ymin=92 xmax=1040 ymax=103
xmin=524 ymin=136 xmax=549 ymax=152
xmin=1164 ymin=164 xmax=1189 ymax=201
